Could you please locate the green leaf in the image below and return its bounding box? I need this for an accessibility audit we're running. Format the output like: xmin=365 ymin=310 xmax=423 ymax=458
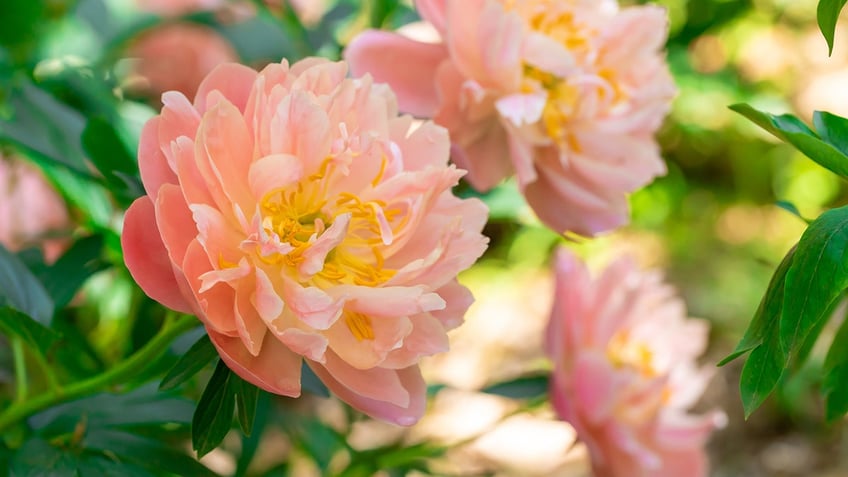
xmin=192 ymin=360 xmax=235 ymax=458
xmin=730 ymin=103 xmax=848 ymax=178
xmin=0 ymin=307 xmax=61 ymax=358
xmin=814 ymin=111 xmax=848 ymax=155
xmin=232 ymin=377 xmax=260 ymax=437
xmin=775 ymin=201 xmax=811 ymax=224
xmin=30 ymin=384 xmax=195 ymax=434
xmin=38 ymin=235 xmax=108 ymax=309
xmin=300 ymin=361 xmax=329 ymax=398
xmin=83 ymin=430 xmax=218 ymax=477
xmin=81 ymin=117 xmax=143 ymax=204
xmin=818 ymin=0 xmax=848 ymax=55
xmin=740 ymin=310 xmax=786 ymax=418
xmin=0 ymin=243 xmax=53 ymax=324
xmin=719 ymin=246 xmax=796 ymax=366
xmin=780 ymin=206 xmax=848 ymax=360
xmin=159 ymin=334 xmax=218 ymax=391
xmin=234 ymin=392 xmax=270 ymax=477
xmin=822 ymin=307 xmax=848 ymax=421
xmin=10 ymin=438 xmax=79 ymax=477
xmin=481 ymin=375 xmax=549 ymax=400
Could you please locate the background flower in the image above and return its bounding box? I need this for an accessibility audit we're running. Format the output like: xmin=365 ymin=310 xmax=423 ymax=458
xmin=345 ymin=0 xmax=675 ymax=236
xmin=121 ymin=58 xmax=489 ymax=425
xmin=127 ymin=23 xmax=239 ymax=100
xmin=0 ymin=154 xmax=69 ymax=263
xmin=546 ymin=248 xmax=725 ymax=477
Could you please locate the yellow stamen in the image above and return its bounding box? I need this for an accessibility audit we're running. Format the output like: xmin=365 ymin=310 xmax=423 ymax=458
xmin=345 ymin=311 xmax=375 ymax=341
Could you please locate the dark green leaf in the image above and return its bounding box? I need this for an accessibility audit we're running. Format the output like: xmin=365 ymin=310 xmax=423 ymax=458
xmin=730 ymin=103 xmax=848 ymax=178
xmin=780 ymin=206 xmax=848 ymax=360
xmin=814 ymin=111 xmax=848 ymax=155
xmin=159 ymin=334 xmax=218 ymax=391
xmin=740 ymin=311 xmax=785 ymax=418
xmin=719 ymin=246 xmax=796 ymax=366
xmin=301 ymin=361 xmax=329 ymax=398
xmin=30 ymin=384 xmax=194 ymax=434
xmin=192 ymin=360 xmax=235 ymax=458
xmin=818 ymin=0 xmax=848 ymax=55
xmin=10 ymin=438 xmax=79 ymax=477
xmin=234 ymin=391 xmax=270 ymax=477
xmin=81 ymin=117 xmax=143 ymax=203
xmin=0 ymin=0 xmax=45 ymax=50
xmin=822 ymin=307 xmax=848 ymax=420
xmin=232 ymin=377 xmax=260 ymax=436
xmin=775 ymin=201 xmax=810 ymax=224
xmin=0 ymin=243 xmax=53 ymax=324
xmin=83 ymin=430 xmax=217 ymax=477
xmin=481 ymin=375 xmax=550 ymax=400
xmin=38 ymin=235 xmax=108 ymax=309
xmin=0 ymin=307 xmax=61 ymax=358
xmin=74 ymin=455 xmax=155 ymax=477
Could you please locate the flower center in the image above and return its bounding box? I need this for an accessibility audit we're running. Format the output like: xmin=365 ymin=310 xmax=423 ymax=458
xmin=606 ymin=331 xmax=656 ymax=377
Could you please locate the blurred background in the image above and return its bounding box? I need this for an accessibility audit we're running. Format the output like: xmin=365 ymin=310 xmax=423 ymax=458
xmin=1 ymin=0 xmax=848 ymax=475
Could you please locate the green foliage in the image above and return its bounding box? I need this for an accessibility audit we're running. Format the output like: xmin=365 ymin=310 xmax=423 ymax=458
xmin=192 ymin=360 xmax=236 ymax=458
xmin=780 ymin=206 xmax=848 ymax=359
xmin=0 ymin=243 xmax=53 ymax=325
xmin=159 ymin=334 xmax=218 ymax=391
xmin=818 ymin=0 xmax=848 ymax=55
xmin=481 ymin=375 xmax=550 ymax=400
xmin=81 ymin=117 xmax=143 ymax=205
xmin=730 ymin=104 xmax=848 ymax=179
xmin=36 ymin=234 xmax=109 ymax=309
xmin=0 ymin=307 xmax=61 ymax=358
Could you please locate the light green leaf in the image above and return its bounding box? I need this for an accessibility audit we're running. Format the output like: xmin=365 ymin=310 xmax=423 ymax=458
xmin=818 ymin=0 xmax=848 ymax=55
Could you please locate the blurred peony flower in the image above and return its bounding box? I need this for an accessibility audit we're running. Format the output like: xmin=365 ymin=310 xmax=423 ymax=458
xmin=545 ymin=248 xmax=724 ymax=477
xmin=345 ymin=0 xmax=675 ymax=235
xmin=121 ymin=58 xmax=489 ymax=425
xmin=128 ymin=23 xmax=239 ymax=100
xmin=0 ymin=155 xmax=69 ymax=263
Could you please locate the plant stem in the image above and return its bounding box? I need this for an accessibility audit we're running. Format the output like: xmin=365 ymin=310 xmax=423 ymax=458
xmin=0 ymin=314 xmax=198 ymax=434
xmin=11 ymin=338 xmax=27 ymax=403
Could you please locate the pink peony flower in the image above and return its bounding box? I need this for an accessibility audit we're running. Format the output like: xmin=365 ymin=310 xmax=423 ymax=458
xmin=345 ymin=0 xmax=675 ymax=236
xmin=545 ymin=248 xmax=724 ymax=477
xmin=128 ymin=23 xmax=239 ymax=100
xmin=0 ymin=155 xmax=69 ymax=263
xmin=121 ymin=58 xmax=489 ymax=425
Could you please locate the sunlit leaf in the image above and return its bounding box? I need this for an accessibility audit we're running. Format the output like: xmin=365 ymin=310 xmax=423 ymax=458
xmin=730 ymin=103 xmax=848 ymax=178
xmin=818 ymin=0 xmax=848 ymax=55
xmin=192 ymin=360 xmax=235 ymax=458
xmin=159 ymin=334 xmax=218 ymax=391
xmin=780 ymin=206 xmax=848 ymax=361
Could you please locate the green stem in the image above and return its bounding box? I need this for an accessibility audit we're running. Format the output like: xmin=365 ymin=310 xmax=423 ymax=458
xmin=0 ymin=315 xmax=198 ymax=434
xmin=11 ymin=339 xmax=27 ymax=403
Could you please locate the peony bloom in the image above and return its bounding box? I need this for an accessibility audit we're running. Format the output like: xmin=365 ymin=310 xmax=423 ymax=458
xmin=345 ymin=0 xmax=675 ymax=236
xmin=545 ymin=248 xmax=724 ymax=477
xmin=128 ymin=23 xmax=239 ymax=100
xmin=121 ymin=58 xmax=489 ymax=425
xmin=0 ymin=155 xmax=69 ymax=263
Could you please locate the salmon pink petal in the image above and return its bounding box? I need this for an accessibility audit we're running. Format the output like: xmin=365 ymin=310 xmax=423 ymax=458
xmin=380 ymin=313 xmax=448 ymax=369
xmin=248 ymin=153 xmax=304 ymax=200
xmin=278 ymin=327 xmax=328 ymax=362
xmin=155 ymin=184 xmax=196 ymax=268
xmin=138 ymin=117 xmax=178 ymax=197
xmin=233 ymin=276 xmax=268 ymax=356
xmin=195 ymin=63 xmax=259 ymax=114
xmin=172 ymin=136 xmax=215 ymax=207
xmin=282 ymin=278 xmax=344 ymax=330
xmin=429 ymin=279 xmax=473 ymax=330
xmin=122 ymin=197 xmax=193 ymax=314
xmin=210 ymin=329 xmax=302 ymax=397
xmin=309 ymin=360 xmax=426 ymax=426
xmin=334 ymin=285 xmax=445 ymax=317
xmin=253 ymin=267 xmax=284 ymax=323
xmin=182 ymin=239 xmax=238 ymax=335
xmin=346 ymin=31 xmax=448 ymax=118
xmin=389 ymin=118 xmax=450 ymax=171
xmin=317 ymin=352 xmax=411 ymax=408
xmin=325 ymin=313 xmax=413 ymax=369
xmin=298 ymin=213 xmax=350 ymax=277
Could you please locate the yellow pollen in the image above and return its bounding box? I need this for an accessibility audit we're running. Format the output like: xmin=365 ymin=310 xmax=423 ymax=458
xmin=345 ymin=311 xmax=375 ymax=341
xmin=607 ymin=331 xmax=656 ymax=377
xmin=371 ymin=156 xmax=388 ymax=187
